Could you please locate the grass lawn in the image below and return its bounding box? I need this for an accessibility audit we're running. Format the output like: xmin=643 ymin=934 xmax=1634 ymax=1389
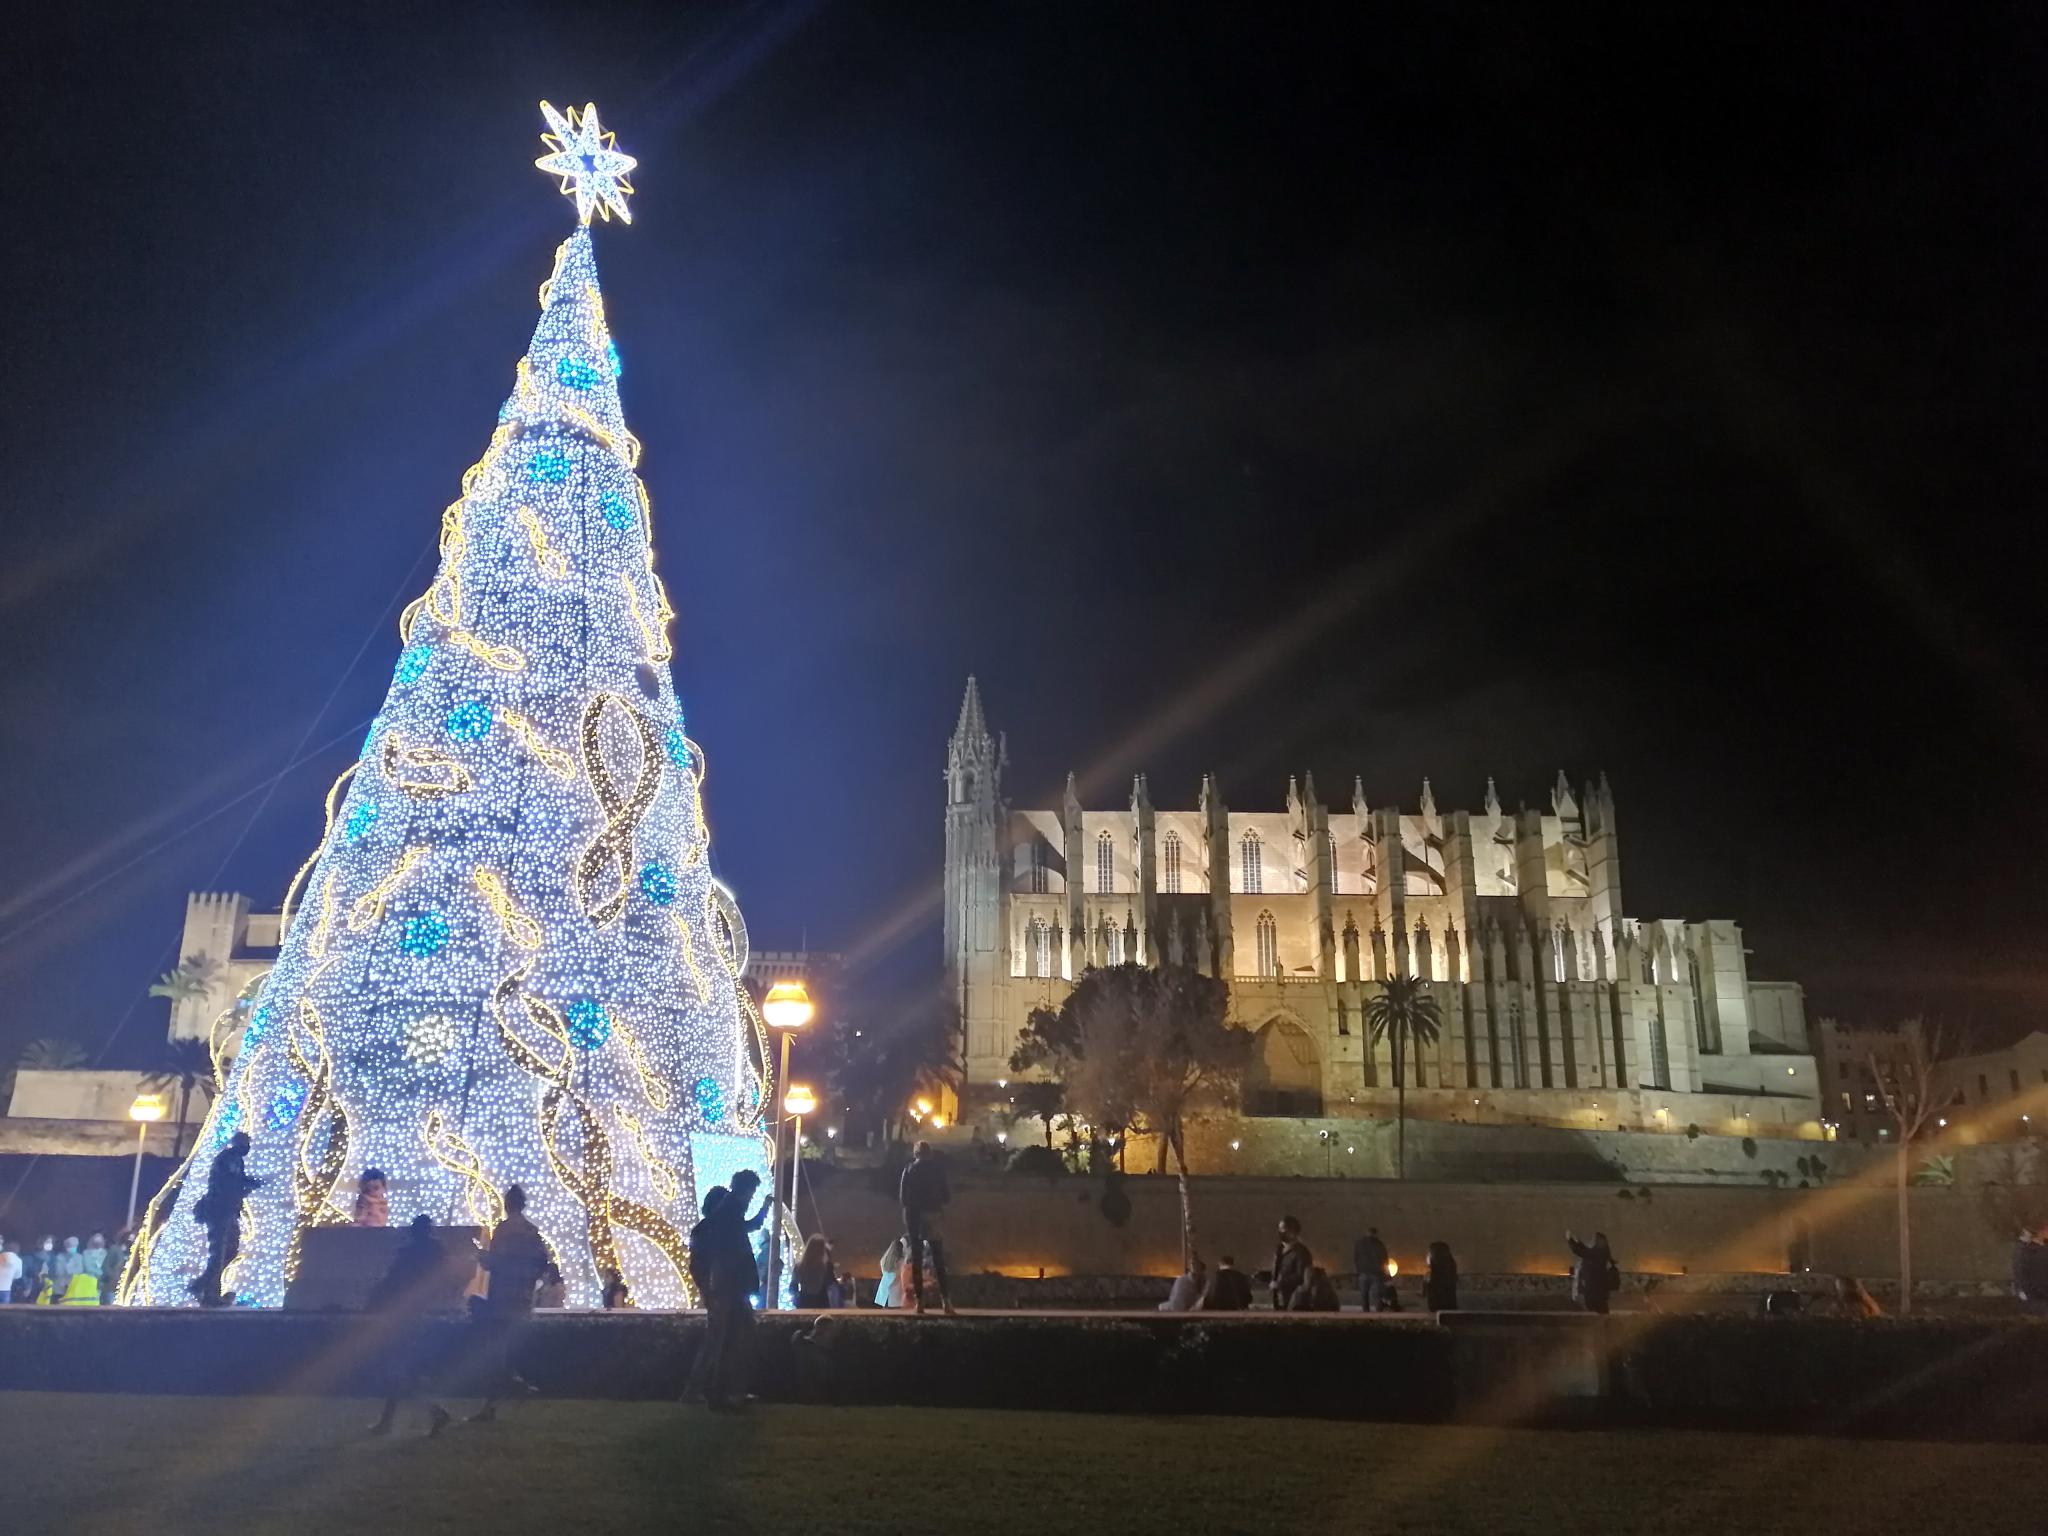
xmin=3 ymin=1392 xmax=2033 ymax=1535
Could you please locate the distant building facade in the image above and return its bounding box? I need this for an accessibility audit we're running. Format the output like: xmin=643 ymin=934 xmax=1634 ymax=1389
xmin=1816 ymin=1019 xmax=2048 ymax=1144
xmin=944 ymin=677 xmax=1823 ymax=1142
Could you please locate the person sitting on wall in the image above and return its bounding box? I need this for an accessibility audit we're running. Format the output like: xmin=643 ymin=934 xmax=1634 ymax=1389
xmin=1199 ymin=1254 xmax=1254 ymax=1312
xmin=1160 ymin=1254 xmax=1207 ymax=1312
xmin=1288 ymin=1265 xmax=1342 ymax=1312
xmin=353 ymin=1168 xmax=391 ymax=1228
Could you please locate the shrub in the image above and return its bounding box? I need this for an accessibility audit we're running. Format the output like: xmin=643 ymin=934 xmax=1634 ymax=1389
xmin=1006 ymin=1144 xmax=1065 ymax=1178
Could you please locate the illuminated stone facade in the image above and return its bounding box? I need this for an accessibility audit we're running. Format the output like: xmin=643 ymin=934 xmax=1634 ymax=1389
xmin=944 ymin=678 xmax=1823 ymax=1144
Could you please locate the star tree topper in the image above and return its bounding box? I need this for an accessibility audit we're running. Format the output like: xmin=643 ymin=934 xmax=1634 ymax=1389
xmin=536 ymin=100 xmax=637 ymax=225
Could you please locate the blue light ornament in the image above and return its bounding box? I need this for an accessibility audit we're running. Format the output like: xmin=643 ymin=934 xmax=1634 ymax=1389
xmin=400 ymin=912 xmax=451 ymax=958
xmin=566 ymin=999 xmax=612 ymax=1050
xmin=445 ymin=700 xmax=493 ymax=743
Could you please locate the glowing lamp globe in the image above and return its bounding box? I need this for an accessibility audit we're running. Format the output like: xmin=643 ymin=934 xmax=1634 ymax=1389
xmin=130 ymin=1095 xmax=167 ymax=1124
xmin=783 ymin=1083 xmax=818 ymax=1117
xmin=762 ymin=981 xmax=813 ymax=1031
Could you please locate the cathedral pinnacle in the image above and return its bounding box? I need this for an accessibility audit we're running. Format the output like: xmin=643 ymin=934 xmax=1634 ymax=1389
xmin=953 ymin=674 xmax=990 ymax=744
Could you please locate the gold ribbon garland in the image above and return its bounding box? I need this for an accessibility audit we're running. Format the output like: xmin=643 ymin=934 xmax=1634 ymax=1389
xmin=381 ymin=731 xmax=476 ymax=800
xmin=348 ymin=845 xmax=429 ymax=932
xmin=612 ymin=1011 xmax=673 ymax=1112
xmin=502 ymin=709 xmax=577 ymax=781
xmin=473 ymin=867 xmax=544 ymax=951
xmin=491 ymin=965 xmax=690 ymax=1296
xmin=282 ymin=998 xmax=353 ymax=1284
xmin=620 ymin=571 xmax=674 ymax=665
xmin=614 ymin=1103 xmax=680 ymax=1201
xmin=571 ymin=692 xmax=662 ymax=926
xmin=280 ymin=764 xmax=358 ymax=940
xmin=516 ymin=505 xmax=570 ymax=579
xmin=424 ymin=1109 xmax=506 ymax=1234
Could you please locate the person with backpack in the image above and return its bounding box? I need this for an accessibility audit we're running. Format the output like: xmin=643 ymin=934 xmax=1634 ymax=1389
xmin=898 ymin=1140 xmax=956 ymax=1316
xmin=1566 ymin=1229 xmax=1620 ymax=1315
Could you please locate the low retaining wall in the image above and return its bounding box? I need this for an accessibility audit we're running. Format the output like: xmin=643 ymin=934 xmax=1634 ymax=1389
xmin=802 ymin=1167 xmax=2022 ymax=1283
xmin=3 ymin=1309 xmax=2046 ymax=1440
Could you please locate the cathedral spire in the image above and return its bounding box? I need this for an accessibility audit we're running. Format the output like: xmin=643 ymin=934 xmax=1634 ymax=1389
xmin=954 ymin=674 xmax=990 ymax=744
xmin=1484 ymin=776 xmax=1503 ymax=818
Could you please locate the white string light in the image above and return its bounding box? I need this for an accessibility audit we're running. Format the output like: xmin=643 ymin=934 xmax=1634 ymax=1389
xmin=129 ymin=109 xmax=770 ymax=1310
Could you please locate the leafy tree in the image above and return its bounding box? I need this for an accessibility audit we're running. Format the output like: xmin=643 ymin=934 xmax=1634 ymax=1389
xmin=1003 ymin=1079 xmax=1065 ymax=1148
xmin=1365 ymin=974 xmax=1442 ymax=1180
xmin=143 ymin=1038 xmax=217 ymax=1161
xmin=816 ymin=985 xmax=962 ymax=1146
xmin=1012 ymin=962 xmax=1249 ymax=1265
xmin=1866 ymin=1017 xmax=1952 ymax=1315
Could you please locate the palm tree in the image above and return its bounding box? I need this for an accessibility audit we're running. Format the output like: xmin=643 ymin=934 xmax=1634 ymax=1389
xmin=17 ymin=1037 xmax=88 ymax=1070
xmin=147 ymin=954 xmax=224 ymax=1027
xmin=5 ymin=1037 xmax=88 ymax=1112
xmin=143 ymin=1038 xmax=216 ymax=1161
xmin=1365 ymin=974 xmax=1442 ymax=1180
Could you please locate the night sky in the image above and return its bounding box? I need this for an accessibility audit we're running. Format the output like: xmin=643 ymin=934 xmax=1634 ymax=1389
xmin=3 ymin=1 xmax=2043 ymax=1071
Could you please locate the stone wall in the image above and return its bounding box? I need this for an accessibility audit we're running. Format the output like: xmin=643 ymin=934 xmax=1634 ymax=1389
xmin=804 ymin=1166 xmax=2018 ymax=1284
xmin=1107 ymin=1113 xmax=1867 ymax=1183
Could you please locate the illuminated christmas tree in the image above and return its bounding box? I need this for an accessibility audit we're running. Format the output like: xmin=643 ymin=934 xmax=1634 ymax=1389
xmin=126 ymin=104 xmax=776 ymax=1308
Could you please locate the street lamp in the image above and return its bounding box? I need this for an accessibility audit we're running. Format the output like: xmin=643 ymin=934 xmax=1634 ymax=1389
xmin=760 ymin=981 xmax=813 ymax=1310
xmin=127 ymin=1094 xmax=166 ymax=1229
xmin=782 ymin=1080 xmax=818 ymax=1285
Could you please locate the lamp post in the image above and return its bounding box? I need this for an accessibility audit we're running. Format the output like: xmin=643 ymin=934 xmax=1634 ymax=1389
xmin=760 ymin=980 xmax=814 ymax=1310
xmin=782 ymin=1080 xmax=818 ymax=1295
xmin=127 ymin=1094 xmax=166 ymax=1229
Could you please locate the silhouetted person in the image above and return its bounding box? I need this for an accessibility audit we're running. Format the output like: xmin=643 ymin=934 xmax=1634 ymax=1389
xmin=793 ymin=1234 xmax=837 ymax=1308
xmin=368 ymin=1215 xmax=457 ymax=1438
xmin=1566 ymin=1230 xmax=1617 ymax=1315
xmin=1288 ymin=1265 xmax=1341 ymax=1312
xmin=1424 ymin=1240 xmax=1459 ymax=1312
xmin=2012 ymin=1225 xmax=2048 ymax=1313
xmin=899 ymin=1140 xmax=955 ymax=1315
xmin=1160 ymin=1255 xmax=1207 ymax=1312
xmin=1272 ymin=1216 xmax=1312 ymax=1310
xmin=1353 ymin=1227 xmax=1390 ymax=1311
xmin=191 ymin=1132 xmax=261 ymax=1306
xmin=693 ymin=1170 xmax=769 ymax=1410
xmin=472 ymin=1183 xmax=549 ymax=1421
xmin=1200 ymin=1255 xmax=1253 ymax=1312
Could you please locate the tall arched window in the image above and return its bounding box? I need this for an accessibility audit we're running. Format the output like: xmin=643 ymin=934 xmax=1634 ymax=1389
xmin=1096 ymin=830 xmax=1114 ymax=894
xmin=1256 ymin=911 xmax=1279 ymax=977
xmin=1688 ymin=952 xmax=1718 ymax=1052
xmin=1027 ymin=842 xmax=1048 ymax=895
xmin=1325 ymin=831 xmax=1339 ymax=893
xmin=1241 ymin=830 xmax=1263 ymax=894
xmin=1031 ymin=918 xmax=1051 ymax=978
xmin=1107 ymin=920 xmax=1125 ymax=966
xmin=1163 ymin=830 xmax=1183 ymax=893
